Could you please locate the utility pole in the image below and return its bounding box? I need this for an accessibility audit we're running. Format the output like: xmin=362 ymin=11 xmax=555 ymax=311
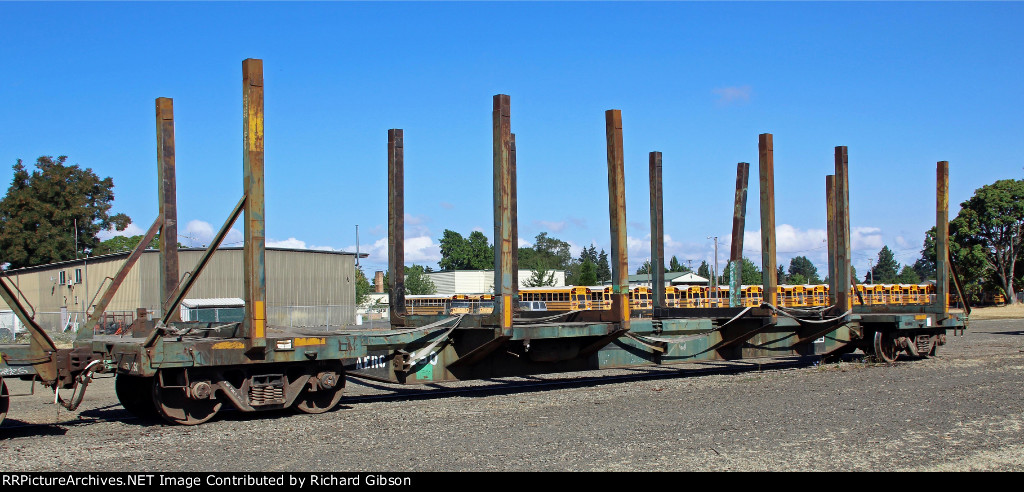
xmin=708 ymin=236 xmax=719 ymax=306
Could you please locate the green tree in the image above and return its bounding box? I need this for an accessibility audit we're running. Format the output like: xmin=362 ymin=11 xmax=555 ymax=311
xmin=869 ymin=245 xmax=900 ymax=284
xmin=438 ymin=229 xmax=492 ymax=271
xmin=576 ymin=260 xmax=598 ymax=286
xmin=788 ymin=256 xmax=822 ymax=284
xmin=668 ymin=255 xmax=691 ymax=273
xmin=404 ymin=264 xmax=437 ymax=295
xmin=565 ymin=245 xmax=600 ymax=285
xmin=912 ymin=255 xmax=935 ymax=281
xmin=0 ymin=156 xmax=131 ymax=268
xmin=896 ymin=265 xmax=921 ymax=284
xmin=697 ymin=260 xmax=711 ymax=280
xmin=521 ymin=232 xmax=571 ymax=270
xmin=635 ymin=259 xmax=668 ymax=275
xmin=465 ymin=231 xmax=493 ymax=270
xmin=949 ymin=179 xmax=1024 ymax=303
xmin=91 ymin=232 xmax=184 ymax=256
xmin=355 ymin=266 xmax=372 ymax=305
xmin=438 ymin=229 xmax=468 ymax=271
xmin=596 ymin=249 xmax=611 ymax=282
xmin=722 ymin=257 xmax=762 ymax=286
xmin=524 ymin=268 xmax=557 ymax=287
xmin=776 ymin=265 xmax=786 ymax=284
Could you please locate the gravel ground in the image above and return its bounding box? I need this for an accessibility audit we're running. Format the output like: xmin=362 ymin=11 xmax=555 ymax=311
xmin=1 ymin=318 xmax=1022 ymax=472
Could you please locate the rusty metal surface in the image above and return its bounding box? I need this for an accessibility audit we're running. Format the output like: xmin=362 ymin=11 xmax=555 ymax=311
xmin=826 ymin=174 xmax=837 ymax=306
xmin=492 ymin=95 xmax=515 ymax=331
xmin=510 ymin=133 xmax=519 ymax=308
xmin=605 ymin=110 xmax=629 ymax=328
xmin=144 ymin=196 xmax=246 ymax=347
xmin=649 ymin=151 xmax=665 ymax=308
xmin=758 ymin=134 xmax=777 ymax=307
xmin=80 ymin=217 xmax=161 ymax=339
xmin=388 ymin=129 xmax=406 ymax=326
xmin=935 ymin=161 xmax=949 ymax=313
xmin=729 ymin=162 xmax=749 ymax=307
xmin=155 ymin=97 xmax=180 ymax=323
xmin=0 ymin=275 xmax=56 ymax=382
xmin=948 ymin=249 xmax=971 ymax=316
xmin=242 ymin=58 xmax=267 ymax=348
xmin=12 ymin=57 xmax=966 ymax=424
xmin=834 ymin=147 xmax=852 ymax=311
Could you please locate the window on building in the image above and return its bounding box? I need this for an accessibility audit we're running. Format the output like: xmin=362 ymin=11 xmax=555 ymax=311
xmin=59 ymin=271 xmax=66 ymax=285
xmin=75 ymin=268 xmax=82 ymax=284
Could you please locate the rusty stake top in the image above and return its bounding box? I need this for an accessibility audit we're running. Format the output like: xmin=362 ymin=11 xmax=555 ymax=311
xmin=388 ymin=128 xmax=406 ymax=326
xmin=605 ymin=109 xmax=629 ymax=327
xmin=492 ymin=94 xmax=516 ymax=330
xmin=758 ymin=133 xmax=777 ymax=307
xmin=242 ymin=58 xmax=267 ymax=348
xmin=155 ymin=97 xmax=180 ymax=322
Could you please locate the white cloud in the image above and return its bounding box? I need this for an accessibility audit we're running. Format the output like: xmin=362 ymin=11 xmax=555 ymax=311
xmin=852 ymin=227 xmax=884 ymax=251
xmin=267 ymin=237 xmax=307 ymax=249
xmin=346 ymin=235 xmax=440 ymax=268
xmin=742 ymin=224 xmax=828 ymax=256
xmin=534 ymin=220 xmax=567 ymax=233
xmin=181 ymin=220 xmax=242 ymax=248
xmin=97 ymin=222 xmax=145 ymax=241
xmin=713 ymin=85 xmax=752 ymax=105
xmin=403 ymin=214 xmax=431 ymax=237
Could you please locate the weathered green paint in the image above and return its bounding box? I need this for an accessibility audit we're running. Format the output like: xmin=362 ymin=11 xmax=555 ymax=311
xmin=935 ymin=161 xmax=949 ymax=313
xmin=156 ymin=97 xmax=181 ymax=323
xmin=242 ymin=58 xmax=267 ymax=348
xmin=729 ymin=162 xmax=749 ymax=307
xmin=759 ymin=135 xmax=777 ymax=307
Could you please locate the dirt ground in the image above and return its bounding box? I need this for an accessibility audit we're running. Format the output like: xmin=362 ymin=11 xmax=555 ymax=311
xmin=1 ymin=318 xmax=1022 ymax=471
xmin=966 ymin=303 xmax=1024 ymax=320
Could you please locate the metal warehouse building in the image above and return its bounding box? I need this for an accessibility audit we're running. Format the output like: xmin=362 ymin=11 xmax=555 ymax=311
xmin=0 ymin=247 xmax=362 ymax=333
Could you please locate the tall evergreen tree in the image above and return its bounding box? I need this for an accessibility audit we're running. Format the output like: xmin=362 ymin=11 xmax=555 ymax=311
xmin=870 ymin=245 xmax=900 ymax=284
xmin=577 ymin=260 xmax=598 ymax=286
xmin=596 ymin=249 xmax=611 ymax=282
xmin=668 ymin=255 xmax=691 ymax=273
xmin=788 ymin=256 xmax=822 ymax=284
xmin=697 ymin=260 xmax=711 ymax=279
xmin=0 ymin=156 xmax=131 ymax=268
xmin=896 ymin=265 xmax=921 ymax=284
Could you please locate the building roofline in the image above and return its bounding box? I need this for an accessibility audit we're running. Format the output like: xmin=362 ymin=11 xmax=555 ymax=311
xmin=2 ymin=246 xmax=367 ymax=274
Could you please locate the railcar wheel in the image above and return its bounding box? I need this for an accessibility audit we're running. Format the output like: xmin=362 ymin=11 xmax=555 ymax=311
xmin=115 ymin=374 xmax=159 ymax=419
xmin=153 ymin=373 xmax=222 ymax=425
xmin=295 ymin=370 xmax=345 ymax=414
xmin=873 ymin=331 xmax=899 ymax=364
xmin=1 ymin=378 xmax=9 ymax=426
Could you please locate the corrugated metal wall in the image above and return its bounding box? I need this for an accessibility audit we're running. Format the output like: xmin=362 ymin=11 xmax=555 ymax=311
xmin=1 ymin=248 xmax=356 ymax=329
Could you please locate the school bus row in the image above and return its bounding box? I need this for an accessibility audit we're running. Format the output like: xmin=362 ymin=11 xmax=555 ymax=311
xmin=403 ymin=283 xmax=949 ymax=315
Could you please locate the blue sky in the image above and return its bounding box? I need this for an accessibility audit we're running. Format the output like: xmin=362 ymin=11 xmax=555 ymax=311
xmin=2 ymin=2 xmax=1022 ymax=279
